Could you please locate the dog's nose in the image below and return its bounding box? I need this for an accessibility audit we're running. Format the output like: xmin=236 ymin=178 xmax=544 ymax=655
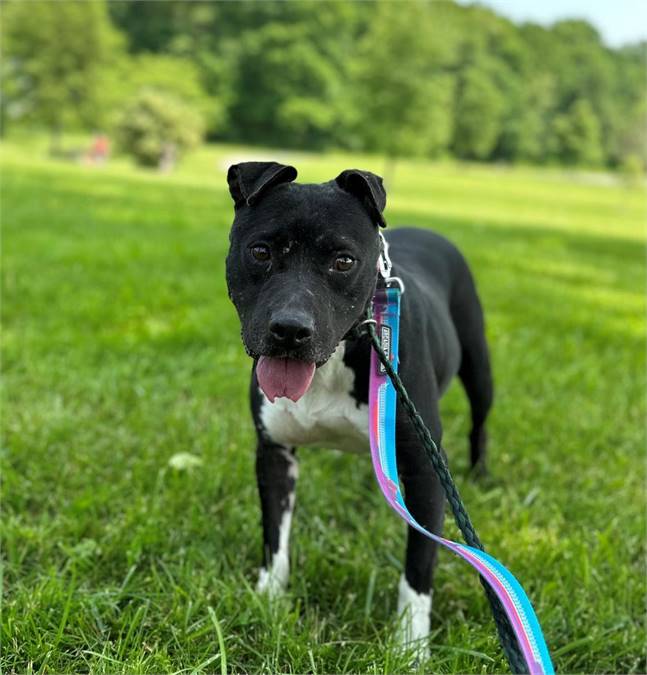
xmin=269 ymin=313 xmax=314 ymax=348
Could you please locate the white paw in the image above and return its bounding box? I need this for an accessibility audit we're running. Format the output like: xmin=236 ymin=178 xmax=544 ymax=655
xmin=396 ymin=574 xmax=431 ymax=661
xmin=256 ymin=553 xmax=289 ymax=599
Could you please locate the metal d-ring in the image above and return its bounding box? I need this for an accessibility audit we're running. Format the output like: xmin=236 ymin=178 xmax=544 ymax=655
xmin=357 ymin=318 xmax=377 ymax=328
xmin=384 ymin=276 xmax=405 ymax=294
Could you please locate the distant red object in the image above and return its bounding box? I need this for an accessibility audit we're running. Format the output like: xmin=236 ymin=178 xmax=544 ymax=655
xmin=86 ymin=135 xmax=110 ymax=164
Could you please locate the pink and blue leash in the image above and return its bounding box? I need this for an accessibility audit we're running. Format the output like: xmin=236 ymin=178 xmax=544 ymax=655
xmin=366 ymin=285 xmax=554 ymax=674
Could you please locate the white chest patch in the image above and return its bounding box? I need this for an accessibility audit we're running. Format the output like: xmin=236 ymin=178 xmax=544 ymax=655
xmin=259 ymin=342 xmax=369 ymax=453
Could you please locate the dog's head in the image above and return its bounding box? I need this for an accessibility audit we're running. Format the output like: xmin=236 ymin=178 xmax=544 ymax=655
xmin=225 ymin=161 xmax=386 ymax=402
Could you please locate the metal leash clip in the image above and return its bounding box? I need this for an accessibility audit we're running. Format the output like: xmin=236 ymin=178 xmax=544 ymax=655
xmin=378 ymin=232 xmax=405 ymax=294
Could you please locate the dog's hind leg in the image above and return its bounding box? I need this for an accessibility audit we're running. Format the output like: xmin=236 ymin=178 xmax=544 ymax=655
xmin=255 ymin=440 xmax=298 ymax=598
xmin=451 ymin=271 xmax=494 ymax=476
xmin=458 ymin=331 xmax=493 ymax=476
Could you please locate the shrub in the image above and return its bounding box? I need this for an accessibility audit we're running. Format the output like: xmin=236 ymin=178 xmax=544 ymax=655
xmin=619 ymin=153 xmax=645 ymax=185
xmin=116 ymin=89 xmax=204 ymax=168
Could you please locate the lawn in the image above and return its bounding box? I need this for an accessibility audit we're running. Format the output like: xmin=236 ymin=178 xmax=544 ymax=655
xmin=2 ymin=138 xmax=645 ymax=674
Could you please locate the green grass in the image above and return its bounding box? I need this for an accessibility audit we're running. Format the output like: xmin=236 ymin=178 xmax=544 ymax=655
xmin=2 ymin=138 xmax=645 ymax=674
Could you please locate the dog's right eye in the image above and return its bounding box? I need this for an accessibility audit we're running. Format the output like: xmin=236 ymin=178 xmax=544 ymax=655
xmin=250 ymin=245 xmax=270 ymax=262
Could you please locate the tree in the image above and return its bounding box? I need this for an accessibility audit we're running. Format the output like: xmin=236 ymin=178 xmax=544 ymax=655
xmin=352 ymin=1 xmax=457 ymax=177
xmin=226 ymin=22 xmax=346 ymax=149
xmin=109 ymin=1 xmax=362 ymax=143
xmin=550 ymin=99 xmax=604 ymax=166
xmin=496 ymin=74 xmax=556 ymax=163
xmin=1 ymin=0 xmax=123 ymax=150
xmin=108 ymin=2 xmax=233 ymax=138
xmin=452 ymin=65 xmax=505 ymax=160
xmin=103 ymin=54 xmax=222 ymax=135
xmin=607 ymin=44 xmax=647 ymax=170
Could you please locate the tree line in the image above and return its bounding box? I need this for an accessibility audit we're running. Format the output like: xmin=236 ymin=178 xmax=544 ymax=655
xmin=2 ymin=0 xmax=645 ymax=170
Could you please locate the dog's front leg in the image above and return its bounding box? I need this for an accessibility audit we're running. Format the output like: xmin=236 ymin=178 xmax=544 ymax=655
xmin=395 ymin=388 xmax=445 ymax=660
xmin=397 ymin=466 xmax=444 ymax=659
xmin=255 ymin=440 xmax=298 ymax=598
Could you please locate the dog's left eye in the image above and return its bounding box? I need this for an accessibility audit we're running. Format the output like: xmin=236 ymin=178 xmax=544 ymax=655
xmin=250 ymin=245 xmax=271 ymax=262
xmin=333 ymin=255 xmax=355 ymax=272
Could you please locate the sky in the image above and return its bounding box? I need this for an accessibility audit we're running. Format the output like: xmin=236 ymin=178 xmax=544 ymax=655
xmin=456 ymin=0 xmax=647 ymax=47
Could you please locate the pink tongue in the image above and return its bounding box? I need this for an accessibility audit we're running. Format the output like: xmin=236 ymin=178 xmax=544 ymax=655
xmin=256 ymin=357 xmax=316 ymax=403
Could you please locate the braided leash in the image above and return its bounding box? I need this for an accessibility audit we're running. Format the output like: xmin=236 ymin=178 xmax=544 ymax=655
xmin=363 ymin=305 xmax=529 ymax=674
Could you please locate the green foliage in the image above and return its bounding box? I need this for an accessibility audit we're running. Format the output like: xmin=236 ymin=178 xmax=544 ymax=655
xmin=115 ymin=90 xmax=204 ymax=168
xmin=551 ymin=99 xmax=604 ymax=166
xmin=3 ymin=0 xmax=646 ymax=168
xmin=227 ymin=23 xmax=344 ymax=149
xmin=2 ymin=141 xmax=645 ymax=673
xmin=620 ymin=154 xmax=645 ymax=184
xmin=123 ymin=55 xmax=213 ymax=116
xmin=497 ymin=74 xmax=555 ymax=163
xmin=106 ymin=54 xmax=224 ymax=134
xmin=453 ymin=65 xmax=505 ymax=160
xmin=1 ymin=0 xmax=122 ymax=142
xmin=353 ymin=2 xmax=455 ymax=160
xmin=108 ymin=0 xmax=180 ymax=53
xmin=608 ymin=45 xmax=647 ymax=170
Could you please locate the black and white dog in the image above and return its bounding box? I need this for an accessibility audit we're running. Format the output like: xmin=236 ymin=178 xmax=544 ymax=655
xmin=225 ymin=162 xmax=493 ymax=654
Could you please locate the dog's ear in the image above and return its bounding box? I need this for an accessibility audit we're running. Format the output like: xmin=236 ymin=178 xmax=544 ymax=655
xmin=227 ymin=162 xmax=297 ymax=208
xmin=335 ymin=169 xmax=387 ymax=228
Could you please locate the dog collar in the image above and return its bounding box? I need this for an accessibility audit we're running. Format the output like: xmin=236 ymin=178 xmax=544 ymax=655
xmin=368 ymin=285 xmax=554 ymax=674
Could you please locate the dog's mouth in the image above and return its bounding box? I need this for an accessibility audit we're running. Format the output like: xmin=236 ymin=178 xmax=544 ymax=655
xmin=256 ymin=356 xmax=316 ymax=403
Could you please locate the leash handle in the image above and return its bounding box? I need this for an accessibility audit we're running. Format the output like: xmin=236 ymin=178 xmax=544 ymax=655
xmin=367 ymin=286 xmax=554 ymax=674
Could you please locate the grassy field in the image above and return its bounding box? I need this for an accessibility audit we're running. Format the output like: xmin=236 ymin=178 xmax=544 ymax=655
xmin=2 ymin=137 xmax=645 ymax=674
